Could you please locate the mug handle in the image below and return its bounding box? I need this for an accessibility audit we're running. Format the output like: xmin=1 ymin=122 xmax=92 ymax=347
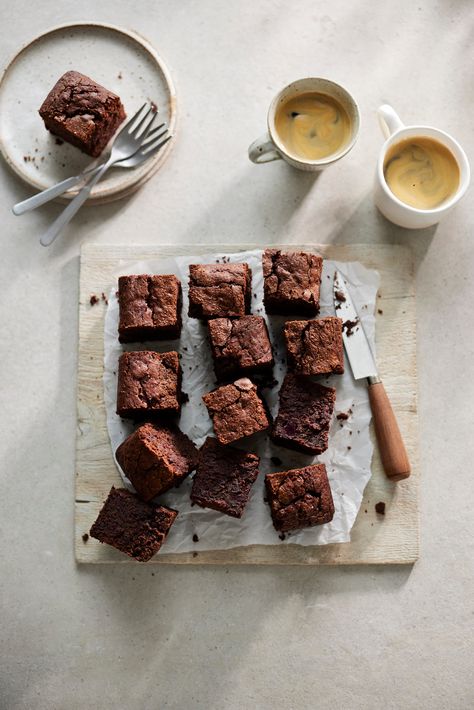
xmin=248 ymin=133 xmax=282 ymax=163
xmin=377 ymin=104 xmax=404 ymax=139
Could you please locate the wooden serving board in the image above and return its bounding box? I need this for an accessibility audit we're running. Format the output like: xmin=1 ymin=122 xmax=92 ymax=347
xmin=75 ymin=243 xmax=419 ymax=565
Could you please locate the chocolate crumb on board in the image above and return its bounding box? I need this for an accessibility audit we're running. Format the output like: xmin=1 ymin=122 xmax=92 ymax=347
xmin=336 ymin=409 xmax=352 ymax=421
xmin=193 ymin=551 xmax=198 ymax=558
xmin=82 ymin=533 xmax=89 ymax=542
xmin=55 ymin=138 xmax=64 ymax=145
xmin=90 ymin=294 xmax=99 ymax=306
xmin=192 ymin=533 xmax=199 ymax=543
xmin=101 ymin=292 xmax=109 ymax=305
xmin=279 ymin=533 xmax=286 ymax=541
xmin=335 ymin=290 xmax=346 ymax=303
xmin=343 ymin=318 xmax=359 ymax=336
xmin=375 ymin=501 xmax=386 ymax=515
xmin=271 ymin=456 xmax=282 ymax=466
xmin=181 ymin=392 xmax=190 ymax=403
xmin=378 ymin=308 xmax=383 ymax=315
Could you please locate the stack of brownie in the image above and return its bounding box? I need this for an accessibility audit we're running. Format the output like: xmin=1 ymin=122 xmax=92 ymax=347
xmin=90 ymin=249 xmax=345 ymax=561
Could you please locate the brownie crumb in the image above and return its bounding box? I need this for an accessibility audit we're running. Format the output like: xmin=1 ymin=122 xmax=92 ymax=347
xmin=181 ymin=392 xmax=190 ymax=403
xmin=192 ymin=534 xmax=199 ymax=543
xmin=375 ymin=501 xmax=386 ymax=515
xmin=347 ymin=446 xmax=351 ymax=450
xmin=378 ymin=309 xmax=383 ymax=315
xmin=193 ymin=551 xmax=198 ymax=558
xmin=118 ymin=72 xmax=123 ymax=79
xmin=82 ymin=533 xmax=89 ymax=542
xmin=101 ymin=292 xmax=109 ymax=305
xmin=271 ymin=456 xmax=282 ymax=466
xmin=335 ymin=290 xmax=346 ymax=302
xmin=278 ymin=533 xmax=286 ymax=541
xmin=90 ymin=294 xmax=99 ymax=306
xmin=55 ymin=138 xmax=64 ymax=145
xmin=150 ymin=101 xmax=158 ymax=113
xmin=343 ymin=318 xmax=359 ymax=337
xmin=337 ymin=411 xmax=350 ymax=421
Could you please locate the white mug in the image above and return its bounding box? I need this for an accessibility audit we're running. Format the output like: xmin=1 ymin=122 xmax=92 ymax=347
xmin=248 ymin=77 xmax=360 ymax=172
xmin=374 ymin=104 xmax=470 ymax=229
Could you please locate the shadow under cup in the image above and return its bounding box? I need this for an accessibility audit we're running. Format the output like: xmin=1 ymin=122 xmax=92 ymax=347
xmin=374 ymin=126 xmax=470 ymax=229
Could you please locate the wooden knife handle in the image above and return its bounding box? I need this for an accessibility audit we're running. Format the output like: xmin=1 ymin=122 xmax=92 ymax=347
xmin=368 ymin=379 xmax=411 ymax=481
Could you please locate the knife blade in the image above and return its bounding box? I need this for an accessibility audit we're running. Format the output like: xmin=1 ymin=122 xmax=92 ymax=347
xmin=333 ymin=270 xmax=410 ymax=482
xmin=333 ymin=270 xmax=378 ymax=380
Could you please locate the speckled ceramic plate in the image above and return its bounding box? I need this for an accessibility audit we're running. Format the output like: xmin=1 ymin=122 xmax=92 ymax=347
xmin=0 ymin=22 xmax=177 ymax=204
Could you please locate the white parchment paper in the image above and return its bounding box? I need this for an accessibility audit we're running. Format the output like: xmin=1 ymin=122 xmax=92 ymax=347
xmin=103 ymin=250 xmax=379 ymax=552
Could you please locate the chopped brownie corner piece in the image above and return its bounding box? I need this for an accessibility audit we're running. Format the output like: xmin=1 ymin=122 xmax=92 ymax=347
xmin=116 ymin=422 xmax=198 ymax=501
xmin=265 ymin=463 xmax=334 ymax=532
xmin=190 ymin=437 xmax=259 ymax=517
xmin=271 ymin=373 xmax=336 ymax=454
xmin=202 ymin=377 xmax=269 ymax=445
xmin=39 ymin=71 xmax=126 ymax=157
xmin=89 ymin=487 xmax=177 ymax=561
xmin=188 ymin=263 xmax=252 ymax=319
xmin=118 ymin=274 xmax=182 ymax=342
xmin=208 ymin=315 xmax=274 ymax=380
xmin=285 ymin=317 xmax=344 ymax=375
xmin=116 ymin=351 xmax=182 ymax=419
xmin=263 ymin=248 xmax=323 ymax=315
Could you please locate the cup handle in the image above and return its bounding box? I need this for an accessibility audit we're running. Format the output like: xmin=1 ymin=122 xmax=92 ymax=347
xmin=377 ymin=104 xmax=404 ymax=139
xmin=248 ymin=133 xmax=282 ymax=163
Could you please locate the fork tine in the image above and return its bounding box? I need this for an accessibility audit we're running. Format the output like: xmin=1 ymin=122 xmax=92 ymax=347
xmin=119 ymin=102 xmax=147 ymax=134
xmin=141 ymin=123 xmax=166 ymax=142
xmin=142 ymin=133 xmax=172 ymax=154
xmin=129 ymin=105 xmax=157 ymax=137
xmin=141 ymin=128 xmax=168 ymax=151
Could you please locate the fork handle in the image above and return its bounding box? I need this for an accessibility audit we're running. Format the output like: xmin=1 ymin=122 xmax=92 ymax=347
xmin=40 ymin=160 xmax=112 ymax=247
xmin=13 ymin=165 xmax=101 ymax=215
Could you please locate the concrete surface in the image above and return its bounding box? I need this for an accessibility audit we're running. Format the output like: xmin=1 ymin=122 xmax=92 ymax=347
xmin=1 ymin=1 xmax=473 ymax=708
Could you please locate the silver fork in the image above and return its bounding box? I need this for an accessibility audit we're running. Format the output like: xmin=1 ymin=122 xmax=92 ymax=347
xmin=40 ymin=103 xmax=160 ymax=247
xmin=13 ymin=122 xmax=171 ymax=215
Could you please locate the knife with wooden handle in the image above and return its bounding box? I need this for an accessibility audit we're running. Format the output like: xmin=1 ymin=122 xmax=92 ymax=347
xmin=333 ymin=270 xmax=410 ymax=482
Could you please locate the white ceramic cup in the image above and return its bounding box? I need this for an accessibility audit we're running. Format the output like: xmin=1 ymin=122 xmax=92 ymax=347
xmin=374 ymin=104 xmax=470 ymax=229
xmin=248 ymin=77 xmax=360 ymax=172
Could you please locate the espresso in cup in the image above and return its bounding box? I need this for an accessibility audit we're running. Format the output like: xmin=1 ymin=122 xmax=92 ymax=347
xmin=383 ymin=136 xmax=460 ymax=210
xmin=274 ymin=92 xmax=352 ymax=161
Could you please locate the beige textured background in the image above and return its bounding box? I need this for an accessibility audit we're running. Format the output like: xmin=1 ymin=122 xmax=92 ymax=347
xmin=1 ymin=1 xmax=473 ymax=708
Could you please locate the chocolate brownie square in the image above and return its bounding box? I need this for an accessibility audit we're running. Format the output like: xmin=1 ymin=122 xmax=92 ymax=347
xmin=116 ymin=351 xmax=182 ymax=419
xmin=190 ymin=437 xmax=260 ymax=517
xmin=202 ymin=377 xmax=269 ymax=445
xmin=263 ymin=249 xmax=323 ymax=315
xmin=265 ymin=463 xmax=335 ymax=532
xmin=188 ymin=263 xmax=252 ymax=319
xmin=285 ymin=317 xmax=344 ymax=375
xmin=116 ymin=423 xmax=198 ymax=501
xmin=207 ymin=315 xmax=274 ymax=380
xmin=90 ymin=487 xmax=177 ymax=561
xmin=271 ymin=373 xmax=336 ymax=454
xmin=118 ymin=274 xmax=182 ymax=343
xmin=39 ymin=71 xmax=126 ymax=157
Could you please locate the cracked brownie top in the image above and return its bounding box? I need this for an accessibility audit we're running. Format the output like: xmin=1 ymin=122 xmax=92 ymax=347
xmin=208 ymin=315 xmax=273 ymax=379
xmin=116 ymin=350 xmax=182 ymax=418
xmin=263 ymin=249 xmax=323 ymax=315
xmin=265 ymin=463 xmax=335 ymax=532
xmin=284 ymin=317 xmax=344 ymax=376
xmin=202 ymin=377 xmax=269 ymax=445
xmin=188 ymin=263 xmax=252 ymax=319
xmin=118 ymin=274 xmax=182 ymax=342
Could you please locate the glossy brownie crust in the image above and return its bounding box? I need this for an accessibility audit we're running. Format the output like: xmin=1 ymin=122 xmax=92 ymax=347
xmin=188 ymin=263 xmax=252 ymax=319
xmin=116 ymin=351 xmax=182 ymax=419
xmin=90 ymin=487 xmax=177 ymax=561
xmin=39 ymin=71 xmax=125 ymax=157
xmin=202 ymin=377 xmax=269 ymax=445
xmin=271 ymin=374 xmax=336 ymax=454
xmin=190 ymin=437 xmax=260 ymax=517
xmin=207 ymin=315 xmax=273 ymax=380
xmin=116 ymin=423 xmax=198 ymax=501
xmin=265 ymin=464 xmax=335 ymax=532
xmin=263 ymin=249 xmax=323 ymax=315
xmin=285 ymin=317 xmax=344 ymax=375
xmin=118 ymin=274 xmax=182 ymax=342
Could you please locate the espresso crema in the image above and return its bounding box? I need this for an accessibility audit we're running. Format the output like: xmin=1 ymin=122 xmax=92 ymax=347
xmin=384 ymin=137 xmax=460 ymax=210
xmin=274 ymin=92 xmax=351 ymax=160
